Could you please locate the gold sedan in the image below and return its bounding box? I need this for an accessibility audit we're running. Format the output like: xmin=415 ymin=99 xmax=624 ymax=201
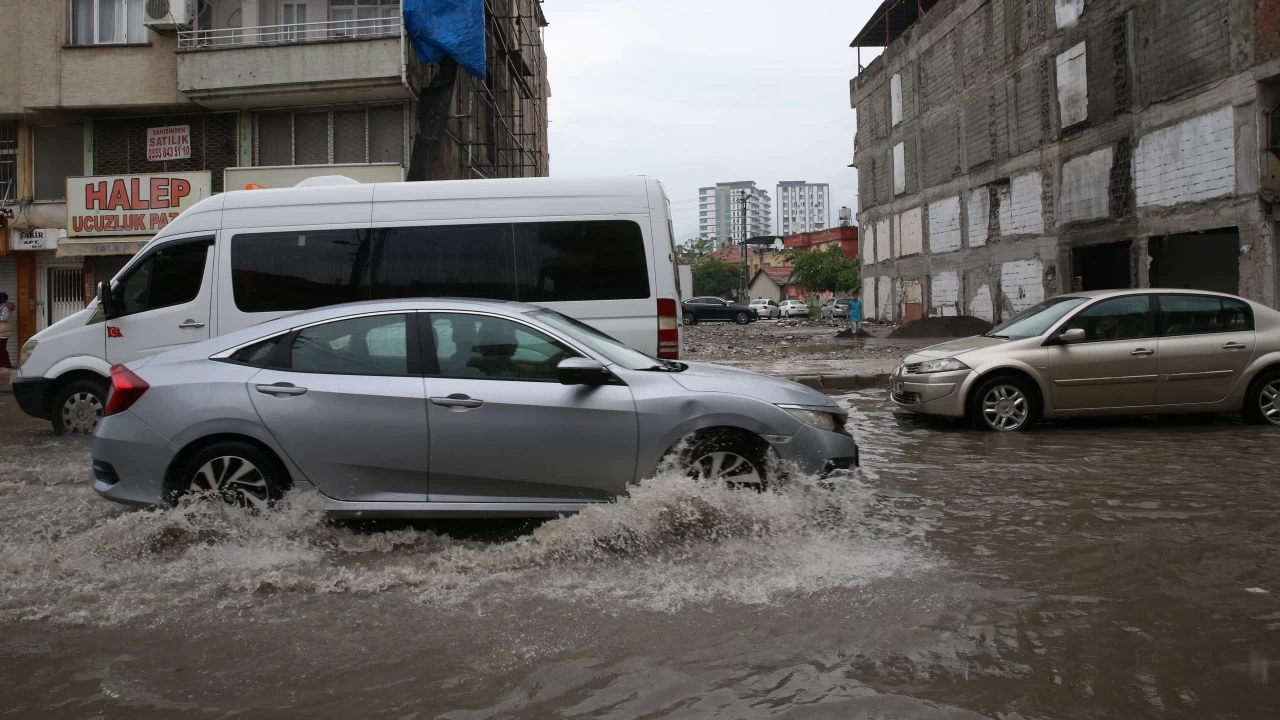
xmin=889 ymin=289 xmax=1280 ymax=431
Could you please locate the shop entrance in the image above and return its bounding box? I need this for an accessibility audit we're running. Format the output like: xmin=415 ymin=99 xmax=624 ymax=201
xmin=1148 ymin=228 xmax=1239 ymax=295
xmin=1071 ymin=241 xmax=1132 ymax=292
xmin=40 ymin=266 xmax=85 ymax=330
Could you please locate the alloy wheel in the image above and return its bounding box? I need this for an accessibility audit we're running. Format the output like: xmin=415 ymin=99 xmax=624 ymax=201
xmin=60 ymin=392 xmax=103 ymax=434
xmin=735 ymin=313 xmax=750 ymax=325
xmin=982 ymin=384 xmax=1029 ymax=431
xmin=689 ymin=450 xmax=764 ymax=486
xmin=1260 ymin=380 xmax=1280 ymax=425
xmin=189 ymin=456 xmax=271 ymax=509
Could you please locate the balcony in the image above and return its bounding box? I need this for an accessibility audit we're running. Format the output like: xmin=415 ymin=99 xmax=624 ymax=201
xmin=176 ymin=11 xmax=421 ymax=110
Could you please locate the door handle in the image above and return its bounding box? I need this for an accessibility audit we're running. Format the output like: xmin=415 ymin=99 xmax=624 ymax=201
xmin=1222 ymin=342 xmax=1247 ymax=350
xmin=255 ymin=383 xmax=308 ymax=397
xmin=431 ymin=394 xmax=484 ymax=409
xmin=1130 ymin=348 xmax=1155 ymax=357
xmin=179 ymin=320 xmax=206 ymax=329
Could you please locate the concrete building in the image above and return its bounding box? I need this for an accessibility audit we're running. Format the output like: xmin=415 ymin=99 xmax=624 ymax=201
xmin=0 ymin=0 xmax=549 ymax=365
xmin=748 ymin=266 xmax=800 ymax=302
xmin=697 ymin=181 xmax=773 ymax=250
xmin=783 ymin=225 xmax=860 ymax=261
xmin=776 ymin=181 xmax=830 ymax=235
xmin=850 ymin=0 xmax=1280 ymax=324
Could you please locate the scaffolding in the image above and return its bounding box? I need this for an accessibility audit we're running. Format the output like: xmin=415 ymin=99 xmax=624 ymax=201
xmin=445 ymin=0 xmax=550 ymax=180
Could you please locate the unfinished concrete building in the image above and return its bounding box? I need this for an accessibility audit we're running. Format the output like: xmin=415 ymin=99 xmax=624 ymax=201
xmin=850 ymin=0 xmax=1280 ymax=323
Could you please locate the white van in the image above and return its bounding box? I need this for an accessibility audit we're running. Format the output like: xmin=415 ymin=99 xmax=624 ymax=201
xmin=14 ymin=176 xmax=683 ymax=434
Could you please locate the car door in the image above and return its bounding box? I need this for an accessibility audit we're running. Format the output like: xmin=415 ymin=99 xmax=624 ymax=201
xmin=702 ymin=297 xmax=725 ymax=320
xmin=105 ymin=236 xmax=215 ymax=365
xmin=1154 ymin=294 xmax=1257 ymax=405
xmin=1046 ymin=295 xmax=1159 ymax=411
xmin=247 ymin=312 xmax=430 ymax=502
xmin=423 ymin=311 xmax=638 ymax=502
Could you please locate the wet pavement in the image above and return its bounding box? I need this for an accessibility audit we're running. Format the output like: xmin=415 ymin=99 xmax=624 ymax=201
xmin=682 ymin=321 xmax=927 ymax=377
xmin=1 ymin=389 xmax=1278 ymax=718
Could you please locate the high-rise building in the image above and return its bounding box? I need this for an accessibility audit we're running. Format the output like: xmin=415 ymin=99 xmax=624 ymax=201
xmin=776 ymin=181 xmax=830 ymax=235
xmin=697 ymin=181 xmax=773 ymax=250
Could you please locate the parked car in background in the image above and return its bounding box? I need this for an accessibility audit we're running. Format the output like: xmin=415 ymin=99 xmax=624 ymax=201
xmin=682 ymin=297 xmax=758 ymax=325
xmin=13 ymin=176 xmax=683 ymax=436
xmin=820 ymin=299 xmax=849 ymax=320
xmin=780 ymin=300 xmax=811 ymax=319
xmin=890 ymin=289 xmax=1280 ymax=432
xmin=750 ymin=299 xmax=781 ymax=319
xmin=92 ymin=299 xmax=858 ymax=516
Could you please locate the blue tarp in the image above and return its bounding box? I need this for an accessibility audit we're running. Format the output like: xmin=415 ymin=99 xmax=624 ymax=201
xmin=404 ymin=0 xmax=487 ymax=79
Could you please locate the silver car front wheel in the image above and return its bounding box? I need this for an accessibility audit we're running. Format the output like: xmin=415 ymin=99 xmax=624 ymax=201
xmin=690 ymin=450 xmax=764 ymax=486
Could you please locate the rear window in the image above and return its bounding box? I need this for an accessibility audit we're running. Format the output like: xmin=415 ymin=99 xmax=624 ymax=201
xmin=514 ymin=221 xmax=650 ymax=302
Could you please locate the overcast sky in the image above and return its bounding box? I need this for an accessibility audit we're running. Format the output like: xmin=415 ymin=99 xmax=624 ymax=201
xmin=544 ymin=0 xmax=884 ymax=243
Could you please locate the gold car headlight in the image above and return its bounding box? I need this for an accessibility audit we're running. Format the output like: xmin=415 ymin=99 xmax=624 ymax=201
xmin=914 ymin=357 xmax=970 ymax=374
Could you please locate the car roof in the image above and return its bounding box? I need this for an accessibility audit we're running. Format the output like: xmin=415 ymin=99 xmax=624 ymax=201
xmin=1064 ymin=288 xmax=1248 ymax=300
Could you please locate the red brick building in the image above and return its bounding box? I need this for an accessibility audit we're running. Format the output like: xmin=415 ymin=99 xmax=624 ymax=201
xmin=783 ymin=226 xmax=859 ymax=260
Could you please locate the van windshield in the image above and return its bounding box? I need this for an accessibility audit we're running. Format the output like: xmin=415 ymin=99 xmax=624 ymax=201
xmin=527 ymin=308 xmax=665 ymax=371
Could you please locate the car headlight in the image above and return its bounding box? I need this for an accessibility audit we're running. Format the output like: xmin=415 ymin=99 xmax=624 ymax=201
xmin=19 ymin=339 xmax=38 ymax=369
xmin=914 ymin=357 xmax=970 ymax=374
xmin=780 ymin=406 xmax=839 ymax=432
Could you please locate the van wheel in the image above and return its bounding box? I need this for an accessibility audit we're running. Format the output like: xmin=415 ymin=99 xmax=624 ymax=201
xmin=51 ymin=379 xmax=108 ymax=436
xmin=683 ymin=312 xmax=697 ymax=326
xmin=1243 ymin=370 xmax=1280 ymax=425
xmin=734 ymin=312 xmax=750 ymax=325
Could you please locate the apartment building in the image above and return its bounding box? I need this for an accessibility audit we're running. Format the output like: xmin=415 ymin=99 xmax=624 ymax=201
xmin=0 ymin=0 xmax=550 ymax=361
xmin=776 ymin=181 xmax=830 ymax=235
xmin=850 ymin=0 xmax=1280 ymax=324
xmin=697 ymin=181 xmax=773 ymax=250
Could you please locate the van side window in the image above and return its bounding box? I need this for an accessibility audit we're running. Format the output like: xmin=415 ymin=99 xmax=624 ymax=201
xmin=231 ymin=230 xmax=370 ymax=313
xmin=514 ymin=221 xmax=650 ymax=302
xmin=115 ymin=240 xmax=211 ymax=317
xmin=371 ymin=225 xmax=515 ymax=300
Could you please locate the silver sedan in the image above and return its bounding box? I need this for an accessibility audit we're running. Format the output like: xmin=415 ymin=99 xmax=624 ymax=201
xmin=92 ymin=299 xmax=859 ymax=516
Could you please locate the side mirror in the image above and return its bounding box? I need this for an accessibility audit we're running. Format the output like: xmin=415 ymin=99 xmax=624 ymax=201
xmin=97 ymin=281 xmax=118 ymax=320
xmin=1059 ymin=328 xmax=1086 ymax=344
xmin=557 ymin=357 xmax=613 ymax=386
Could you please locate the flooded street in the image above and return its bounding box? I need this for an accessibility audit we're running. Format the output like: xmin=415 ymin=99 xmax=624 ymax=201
xmin=1 ymin=391 xmax=1277 ymax=718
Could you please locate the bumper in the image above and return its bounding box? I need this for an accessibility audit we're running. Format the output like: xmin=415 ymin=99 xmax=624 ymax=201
xmin=12 ymin=376 xmax=53 ymax=420
xmin=92 ymin=411 xmax=178 ymax=507
xmin=770 ymin=423 xmax=860 ymax=476
xmin=889 ymin=369 xmax=972 ymax=418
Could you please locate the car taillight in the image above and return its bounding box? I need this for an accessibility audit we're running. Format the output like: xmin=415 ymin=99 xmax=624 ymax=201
xmin=105 ymin=365 xmax=150 ymax=416
xmin=657 ymin=298 xmax=680 ymax=359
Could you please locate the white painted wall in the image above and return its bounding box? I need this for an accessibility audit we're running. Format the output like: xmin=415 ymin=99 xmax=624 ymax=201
xmin=927 ymin=196 xmax=962 ymax=254
xmin=1134 ymin=106 xmax=1235 ymax=208
xmin=1000 ymin=259 xmax=1045 ymax=313
xmin=967 ymin=188 xmax=989 ymax=247
xmin=1060 ymin=147 xmax=1113 ymax=223
xmin=1055 ymin=42 xmax=1088 ymax=127
xmin=864 ymin=277 xmax=877 ymax=320
xmin=969 ymin=282 xmax=994 ymax=322
xmin=931 ymin=270 xmax=960 ymax=317
xmin=890 ymin=74 xmax=903 ymax=126
xmin=998 ymin=172 xmax=1045 ymax=236
xmin=896 ymin=207 xmax=923 ymax=256
xmin=901 ymin=280 xmax=923 ymax=318
xmin=875 ymin=217 xmax=892 ymax=263
xmin=893 ymin=142 xmax=906 ymax=195
xmin=878 ymin=275 xmax=893 ymax=323
xmin=1056 ymin=0 xmax=1084 ymax=29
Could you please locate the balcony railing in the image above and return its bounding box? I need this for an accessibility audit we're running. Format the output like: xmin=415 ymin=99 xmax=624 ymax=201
xmin=177 ymin=16 xmax=402 ymax=50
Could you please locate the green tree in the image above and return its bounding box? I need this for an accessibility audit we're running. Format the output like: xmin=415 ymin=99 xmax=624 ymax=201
xmin=786 ymin=244 xmax=860 ymax=295
xmin=692 ymin=257 xmax=741 ymax=297
xmin=678 ymin=237 xmax=712 ymax=259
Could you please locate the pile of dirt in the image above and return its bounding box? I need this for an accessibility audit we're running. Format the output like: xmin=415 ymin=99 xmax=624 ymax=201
xmin=831 ymin=327 xmax=874 ymax=339
xmin=888 ymin=315 xmax=994 ymax=339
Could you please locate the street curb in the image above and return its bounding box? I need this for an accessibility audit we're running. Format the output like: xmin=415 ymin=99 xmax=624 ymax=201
xmin=788 ymin=373 xmax=890 ymax=391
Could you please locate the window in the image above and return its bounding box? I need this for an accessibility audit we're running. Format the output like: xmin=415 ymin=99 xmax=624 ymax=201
xmin=331 ymin=0 xmax=400 ymax=36
xmin=254 ymin=105 xmax=404 ymax=166
xmin=431 ymin=313 xmax=577 ymax=381
xmin=0 ymin=122 xmax=15 ymax=205
xmin=94 ymin=114 xmax=239 ymax=193
xmin=1059 ymin=295 xmax=1154 ymax=342
xmin=228 ymin=335 xmax=284 ymax=366
xmin=231 ymin=230 xmax=370 ymax=313
xmin=115 ymin=241 xmax=211 ymax=316
xmin=1158 ymin=295 xmax=1254 ymax=336
xmin=33 ymin=125 xmax=84 ymax=201
xmin=985 ymin=297 xmax=1090 ymax=340
xmin=70 ymin=0 xmax=147 ymax=45
xmin=514 ymin=221 xmax=650 ymax=302
xmin=291 ymin=313 xmax=411 ymax=376
xmin=371 ymin=225 xmax=515 ymax=301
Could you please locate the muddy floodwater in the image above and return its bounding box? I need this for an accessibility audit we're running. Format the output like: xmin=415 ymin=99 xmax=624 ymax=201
xmin=1 ymin=392 xmax=1277 ymax=718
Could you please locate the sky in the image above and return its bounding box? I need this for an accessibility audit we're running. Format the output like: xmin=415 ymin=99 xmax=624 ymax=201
xmin=543 ymin=0 xmax=885 ymax=243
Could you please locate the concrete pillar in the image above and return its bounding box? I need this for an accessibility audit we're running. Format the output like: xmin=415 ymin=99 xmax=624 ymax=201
xmin=242 ymin=0 xmax=260 ymax=43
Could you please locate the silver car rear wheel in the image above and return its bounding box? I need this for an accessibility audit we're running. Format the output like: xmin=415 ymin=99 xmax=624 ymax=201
xmin=981 ymin=384 xmax=1030 ymax=431
xmin=190 ymin=455 xmax=272 ymax=510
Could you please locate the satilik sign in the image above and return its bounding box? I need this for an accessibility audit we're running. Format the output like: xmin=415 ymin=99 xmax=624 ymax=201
xmin=146 ymin=125 xmax=191 ymax=162
xmin=66 ymin=172 xmax=211 ymax=237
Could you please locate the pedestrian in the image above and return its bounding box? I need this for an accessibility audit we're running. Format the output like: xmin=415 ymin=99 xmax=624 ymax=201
xmin=0 ymin=292 xmax=14 ymax=369
xmin=846 ymin=290 xmax=863 ymax=339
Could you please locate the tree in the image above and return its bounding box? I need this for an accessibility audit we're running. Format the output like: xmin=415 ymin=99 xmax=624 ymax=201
xmin=786 ymin=244 xmax=860 ymax=295
xmin=678 ymin=237 xmax=712 ymax=259
xmin=692 ymin=257 xmax=740 ymax=297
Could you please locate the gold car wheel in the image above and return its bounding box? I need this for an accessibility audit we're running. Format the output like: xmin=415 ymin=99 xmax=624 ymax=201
xmin=1260 ymin=380 xmax=1280 ymax=425
xmin=982 ymin=384 xmax=1029 ymax=431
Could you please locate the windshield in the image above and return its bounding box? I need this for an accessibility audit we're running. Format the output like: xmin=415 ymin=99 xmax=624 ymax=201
xmin=527 ymin=309 xmax=663 ymax=370
xmin=985 ymin=296 xmax=1090 ymax=339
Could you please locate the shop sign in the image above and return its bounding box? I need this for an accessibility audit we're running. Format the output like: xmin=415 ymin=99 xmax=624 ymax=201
xmin=147 ymin=125 xmax=192 ymax=162
xmin=8 ymin=228 xmax=66 ymax=251
xmin=66 ymin=172 xmax=211 ymax=237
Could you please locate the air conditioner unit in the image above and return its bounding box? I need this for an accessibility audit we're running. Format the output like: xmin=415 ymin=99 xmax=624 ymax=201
xmin=145 ymin=0 xmax=192 ymax=31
